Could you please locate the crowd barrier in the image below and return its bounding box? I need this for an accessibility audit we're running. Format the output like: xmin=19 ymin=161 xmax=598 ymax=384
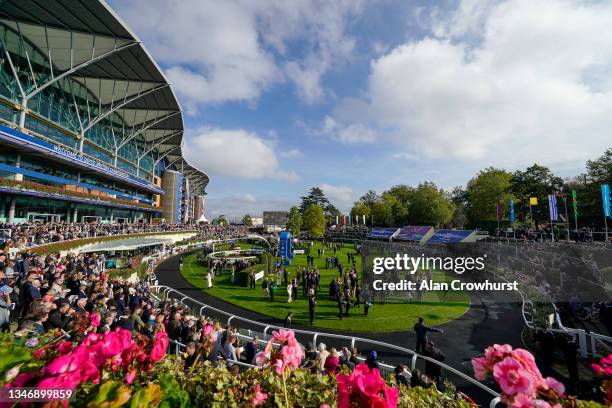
xmin=146 ymin=273 xmax=501 ymax=408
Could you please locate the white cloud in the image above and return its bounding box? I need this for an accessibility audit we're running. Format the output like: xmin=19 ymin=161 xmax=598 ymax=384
xmin=112 ymin=0 xmax=363 ymax=108
xmin=183 ymin=128 xmax=298 ymax=181
xmin=321 ymin=116 xmax=378 ymax=144
xmin=112 ymin=0 xmax=279 ymax=108
xmin=280 ymin=148 xmax=303 ymax=158
xmin=336 ymin=0 xmax=612 ymax=169
xmin=249 ymin=0 xmax=364 ymax=104
xmin=206 ymin=194 xmax=296 ymax=218
xmin=320 ymin=184 xmax=354 ymax=211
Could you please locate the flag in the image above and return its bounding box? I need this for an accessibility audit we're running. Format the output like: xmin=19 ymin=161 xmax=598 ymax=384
xmin=362 ymin=214 xmax=366 ymax=225
xmin=496 ymin=202 xmax=502 ymax=224
xmin=355 ymin=215 xmax=358 ymax=224
xmin=509 ymin=200 xmax=515 ymax=224
xmin=571 ymin=190 xmax=578 ymax=217
xmin=602 ymin=184 xmax=612 ymax=218
xmin=548 ymin=194 xmax=558 ymax=221
xmin=336 ymin=215 xmax=339 ymax=225
xmin=530 ymin=197 xmax=538 ymax=206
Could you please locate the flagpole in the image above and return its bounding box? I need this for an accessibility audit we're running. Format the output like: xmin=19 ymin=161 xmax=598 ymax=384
xmin=572 ymin=190 xmax=578 ymax=235
xmin=549 ymin=195 xmax=555 ymax=242
xmin=563 ymin=194 xmax=569 ymax=242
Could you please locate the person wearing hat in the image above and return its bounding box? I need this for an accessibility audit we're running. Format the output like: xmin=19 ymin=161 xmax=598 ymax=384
xmin=365 ymin=350 xmax=380 ymax=371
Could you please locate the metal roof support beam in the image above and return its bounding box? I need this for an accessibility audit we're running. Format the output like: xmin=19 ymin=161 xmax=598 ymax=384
xmin=24 ymin=41 xmax=140 ymax=100
xmin=115 ymin=110 xmax=180 ymax=150
xmin=154 ymin=146 xmax=182 ymax=167
xmin=0 ymin=36 xmax=25 ymax=98
xmin=83 ymin=83 xmax=169 ymax=134
xmin=139 ymin=130 xmax=182 ymax=159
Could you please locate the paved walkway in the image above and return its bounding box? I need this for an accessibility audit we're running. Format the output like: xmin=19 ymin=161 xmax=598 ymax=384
xmin=155 ymin=254 xmax=527 ymax=403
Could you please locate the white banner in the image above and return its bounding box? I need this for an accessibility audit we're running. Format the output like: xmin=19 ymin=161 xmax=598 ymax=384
xmin=254 ymin=271 xmax=265 ymax=281
xmin=293 ymin=249 xmax=305 ymax=255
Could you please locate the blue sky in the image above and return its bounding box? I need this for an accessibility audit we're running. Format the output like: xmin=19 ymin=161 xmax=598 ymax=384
xmin=110 ymin=0 xmax=612 ymax=218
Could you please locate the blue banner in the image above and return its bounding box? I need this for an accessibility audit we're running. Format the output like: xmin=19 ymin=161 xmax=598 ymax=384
xmin=395 ymin=226 xmax=433 ymax=241
xmin=602 ymin=184 xmax=611 ymax=218
xmin=278 ymin=231 xmax=293 ymax=259
xmin=509 ymin=200 xmax=515 ymax=224
xmin=548 ymin=194 xmax=558 ymax=221
xmin=427 ymin=229 xmax=473 ymax=243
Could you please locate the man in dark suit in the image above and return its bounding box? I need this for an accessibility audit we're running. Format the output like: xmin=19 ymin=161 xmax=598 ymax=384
xmin=45 ymin=299 xmax=72 ymax=331
xmin=414 ymin=317 xmax=443 ymax=353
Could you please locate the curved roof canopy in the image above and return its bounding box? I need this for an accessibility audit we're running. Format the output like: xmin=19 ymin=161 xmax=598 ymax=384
xmin=0 ymin=0 xmax=208 ymax=194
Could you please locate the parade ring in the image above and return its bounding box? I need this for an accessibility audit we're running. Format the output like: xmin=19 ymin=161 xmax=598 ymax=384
xmin=182 ymin=241 xmax=471 ymax=332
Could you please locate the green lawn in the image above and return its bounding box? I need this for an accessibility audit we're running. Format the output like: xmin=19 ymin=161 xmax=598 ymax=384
xmin=180 ymin=241 xmax=470 ymax=332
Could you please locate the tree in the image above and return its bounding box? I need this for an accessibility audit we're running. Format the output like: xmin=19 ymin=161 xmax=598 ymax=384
xmin=299 ymin=187 xmax=338 ymax=216
xmin=359 ymin=190 xmax=378 ymax=207
xmin=212 ymin=215 xmax=229 ymax=226
xmin=510 ymin=164 xmax=564 ymax=225
xmin=586 ymin=148 xmax=612 ymax=184
xmin=285 ymin=206 xmax=302 ymax=235
xmin=407 ymin=182 xmax=454 ymax=227
xmin=370 ymin=199 xmax=393 ymax=227
xmin=350 ymin=201 xmax=371 ymax=223
xmin=450 ymin=186 xmax=468 ymax=229
xmin=381 ymin=189 xmax=409 ymax=226
xmin=303 ymin=204 xmax=327 ymax=237
xmin=466 ymin=168 xmax=515 ymax=226
xmin=242 ymin=214 xmax=253 ymax=226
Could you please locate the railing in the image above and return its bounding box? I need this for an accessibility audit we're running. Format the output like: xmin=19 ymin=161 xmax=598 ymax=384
xmin=148 ymin=283 xmax=501 ymax=408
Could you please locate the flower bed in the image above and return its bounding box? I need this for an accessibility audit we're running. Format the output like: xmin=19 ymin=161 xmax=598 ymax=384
xmin=1 ymin=326 xmax=606 ymax=407
xmin=0 ymin=177 xmax=157 ymax=211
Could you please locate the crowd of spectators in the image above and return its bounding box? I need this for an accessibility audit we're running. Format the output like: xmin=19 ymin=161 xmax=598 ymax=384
xmin=0 ymin=221 xmax=247 ymax=252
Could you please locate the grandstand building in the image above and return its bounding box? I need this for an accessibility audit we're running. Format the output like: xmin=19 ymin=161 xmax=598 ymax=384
xmin=0 ymin=0 xmax=208 ymax=224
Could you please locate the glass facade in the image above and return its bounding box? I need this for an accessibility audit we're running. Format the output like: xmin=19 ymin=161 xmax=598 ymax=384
xmin=0 ymin=195 xmax=144 ymax=224
xmin=0 ymin=25 xmax=158 ymax=183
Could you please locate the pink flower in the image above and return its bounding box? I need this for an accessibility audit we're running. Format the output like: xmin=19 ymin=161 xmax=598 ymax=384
xmin=493 ymin=357 xmax=536 ymax=396
xmin=98 ymin=331 xmax=125 ymax=358
xmin=252 ymin=384 xmax=267 ymax=406
xmin=272 ymin=329 xmax=295 ymax=344
xmin=354 ymin=365 xmax=385 ymax=398
xmin=542 ymin=376 xmax=565 ymax=397
xmin=485 ymin=344 xmax=513 ymax=361
xmin=510 ymin=393 xmax=535 ymax=408
xmin=46 ymin=350 xmax=89 ymax=376
xmin=83 ymin=333 xmax=101 ymax=346
xmin=57 ymin=341 xmax=74 ymax=354
xmin=472 ymin=356 xmax=490 ymax=381
xmin=511 ymin=349 xmax=542 ymax=380
xmin=126 ymin=368 xmax=137 ymax=385
xmin=11 ymin=372 xmax=34 ymax=388
xmin=273 ymin=358 xmax=285 ymax=374
xmin=336 ymin=363 xmax=397 ymax=408
xmin=90 ymin=313 xmax=101 ymax=327
xmin=280 ymin=343 xmax=304 ymax=370
xmin=255 ymin=351 xmax=268 ymax=367
xmin=149 ymin=331 xmax=168 ymax=362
